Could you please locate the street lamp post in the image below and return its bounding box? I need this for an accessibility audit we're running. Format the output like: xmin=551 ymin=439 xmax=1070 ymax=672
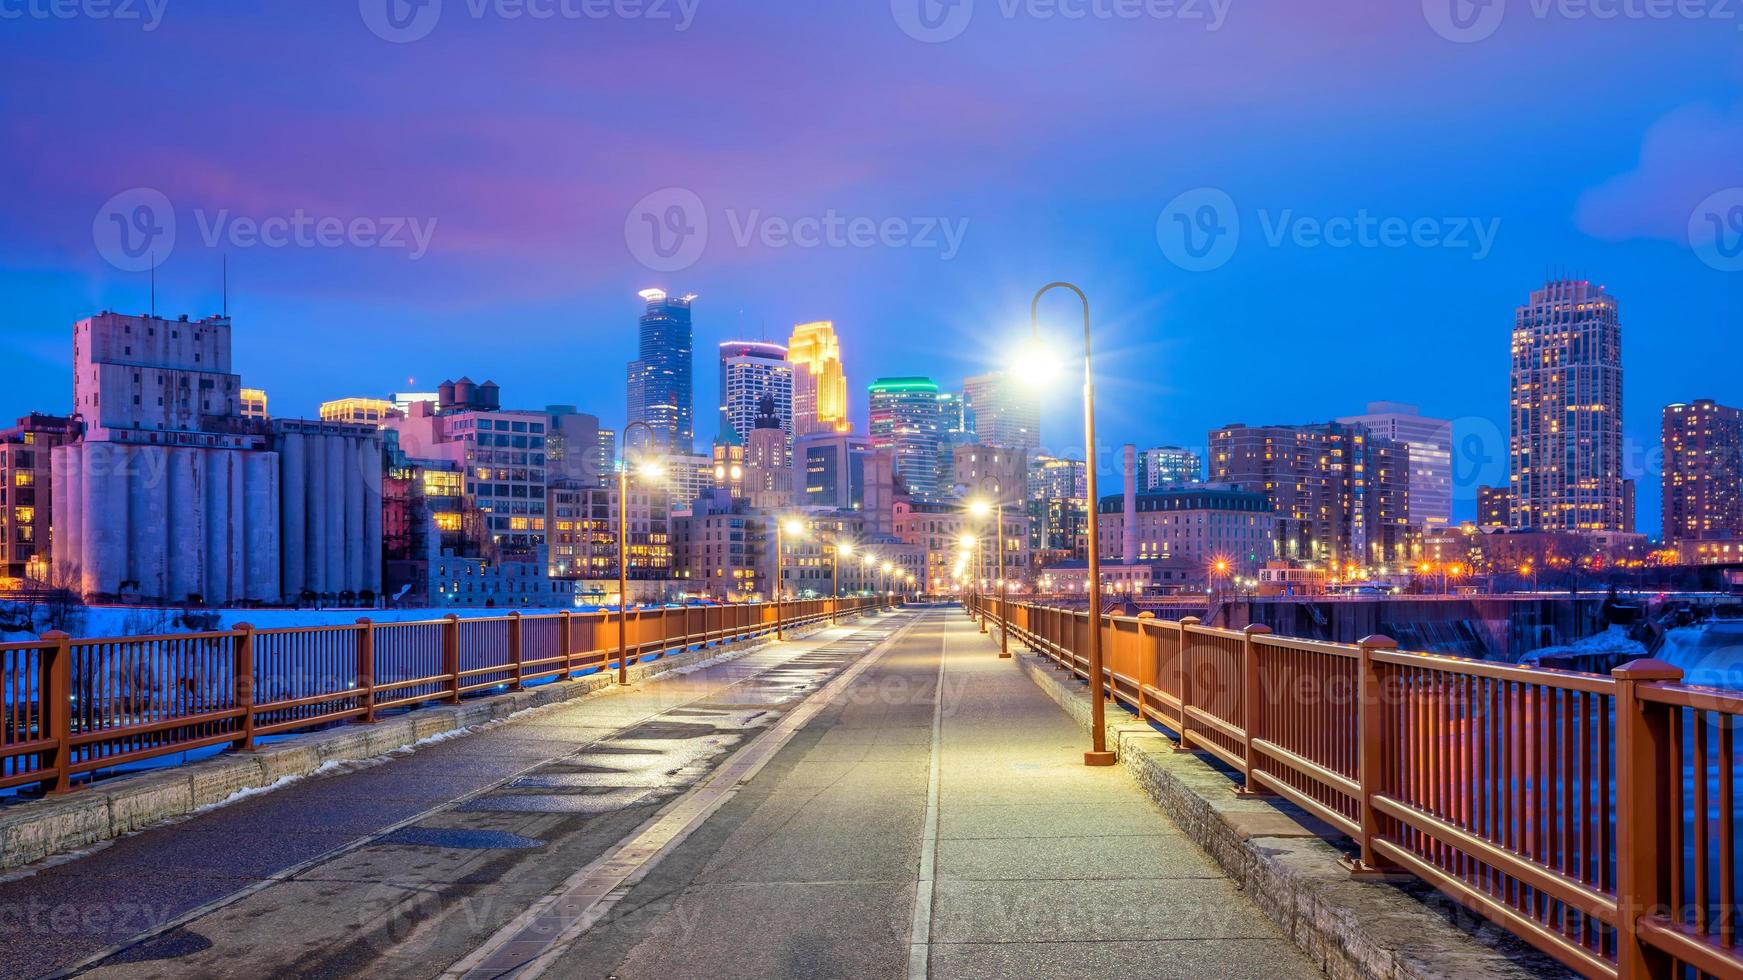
xmin=971 ymin=496 xmax=1011 ymax=658
xmin=616 ymin=421 xmax=664 ymax=687
xmin=829 ymin=539 xmax=853 ymax=626
xmin=776 ymin=518 xmax=805 ymax=641
xmin=1024 ymin=282 xmax=1115 ymax=766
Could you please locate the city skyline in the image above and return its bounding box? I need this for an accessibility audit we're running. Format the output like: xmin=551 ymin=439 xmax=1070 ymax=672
xmin=3 ymin=7 xmax=1739 ymax=538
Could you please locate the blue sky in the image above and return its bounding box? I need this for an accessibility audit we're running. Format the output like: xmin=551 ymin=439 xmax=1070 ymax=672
xmin=2 ymin=1 xmax=1740 ymax=533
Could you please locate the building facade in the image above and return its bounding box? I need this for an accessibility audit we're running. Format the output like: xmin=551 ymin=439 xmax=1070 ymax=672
xmin=1509 ymin=279 xmax=1625 ymax=531
xmin=626 ymin=288 xmax=696 ymax=453
xmin=788 ymin=321 xmax=850 ymax=437
xmin=1478 ymin=485 xmax=1510 ymax=528
xmin=718 ymin=340 xmax=792 ymax=445
xmin=1136 ymin=446 xmax=1202 ymax=490
xmin=0 ymin=414 xmax=77 ymax=582
xmin=962 ymin=371 xmax=1039 ymax=452
xmin=893 ymin=498 xmax=1031 ymax=593
xmin=1663 ymin=399 xmax=1742 ymax=547
xmin=1338 ymin=401 xmax=1453 ymax=530
xmin=868 ymin=377 xmax=943 ymax=501
xmin=1210 ymin=421 xmax=1412 ymax=566
xmin=1095 ymin=487 xmax=1276 ymax=580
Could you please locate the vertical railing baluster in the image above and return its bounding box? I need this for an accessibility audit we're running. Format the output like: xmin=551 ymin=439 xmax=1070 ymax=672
xmin=234 ymin=624 xmax=256 ymax=750
xmin=1349 ymin=633 xmax=1398 ymax=875
xmin=1239 ymin=624 xmax=1273 ymax=796
xmin=508 ymin=612 xmax=523 ymax=691
xmin=444 ymin=614 xmax=461 ymax=703
xmin=1612 ymin=658 xmax=1683 ymax=980
xmin=356 ymin=619 xmax=376 ymax=723
xmin=43 ymin=631 xmax=71 ymax=794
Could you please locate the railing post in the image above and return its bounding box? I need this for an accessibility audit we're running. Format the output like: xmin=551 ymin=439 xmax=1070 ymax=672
xmin=1237 ymin=624 xmax=1273 ymax=795
xmin=444 ymin=613 xmax=461 ymax=703
xmin=355 ymin=618 xmax=376 ymax=724
xmin=1613 ymin=657 xmax=1684 ymax=980
xmin=1174 ymin=617 xmax=1200 ymax=752
xmin=43 ymin=630 xmax=72 ymax=794
xmin=1350 ymin=634 xmax=1400 ymax=875
xmin=232 ymin=623 xmax=257 ymax=751
xmin=558 ymin=610 xmax=573 ymax=672
xmin=507 ymin=612 xmax=523 ymax=691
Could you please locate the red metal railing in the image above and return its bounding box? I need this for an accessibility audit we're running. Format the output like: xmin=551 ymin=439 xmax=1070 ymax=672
xmin=0 ymin=597 xmax=888 ymax=796
xmin=981 ymin=597 xmax=1743 ymax=980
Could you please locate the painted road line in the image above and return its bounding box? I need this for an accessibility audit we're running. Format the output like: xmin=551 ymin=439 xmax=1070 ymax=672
xmin=907 ymin=622 xmax=946 ymax=980
xmin=445 ymin=613 xmax=925 ymax=980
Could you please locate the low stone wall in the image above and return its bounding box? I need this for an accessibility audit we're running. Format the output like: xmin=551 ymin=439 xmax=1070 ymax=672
xmin=0 ymin=617 xmax=856 ymax=875
xmin=1013 ymin=652 xmax=1576 ymax=980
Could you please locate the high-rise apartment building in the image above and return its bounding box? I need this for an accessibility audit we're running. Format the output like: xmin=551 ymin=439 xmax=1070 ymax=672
xmin=962 ymin=372 xmax=1039 ymax=451
xmin=868 ymin=377 xmax=944 ymax=501
xmin=545 ymin=406 xmax=607 ymax=487
xmin=1338 ymin=402 xmax=1453 ymax=531
xmin=1210 ymin=421 xmax=1412 ymax=566
xmin=1135 ymin=446 xmax=1202 ymax=490
xmin=626 ymin=288 xmax=696 ymax=453
xmin=1509 ymin=279 xmax=1625 ymax=531
xmin=788 ymin=321 xmax=850 ymax=436
xmin=1663 ymin=399 xmax=1742 ymax=547
xmin=718 ymin=340 xmax=792 ymax=444
xmin=1478 ymin=485 xmax=1510 ymax=528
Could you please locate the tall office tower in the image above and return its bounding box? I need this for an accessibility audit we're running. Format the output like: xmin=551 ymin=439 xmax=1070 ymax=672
xmin=545 ymin=406 xmax=606 ymax=486
xmin=1135 ymin=446 xmax=1203 ymax=490
xmin=1210 ymin=422 xmax=1411 ymax=566
xmin=1478 ymin=485 xmax=1510 ymax=528
xmin=1663 ymin=400 xmax=1743 ymax=547
xmin=626 ymin=288 xmax=696 ymax=453
xmin=1336 ymin=402 xmax=1453 ymax=530
xmin=594 ymin=428 xmax=617 ymax=489
xmin=788 ymin=321 xmax=850 ymax=436
xmin=1027 ymin=454 xmax=1090 ymax=562
xmin=1509 ymin=279 xmax=1625 ymax=531
xmin=934 ymin=390 xmax=977 ymax=496
xmin=868 ymin=378 xmax=945 ymax=501
xmin=718 ymin=340 xmax=792 ymax=444
xmin=962 ymin=371 xmax=1039 ymax=452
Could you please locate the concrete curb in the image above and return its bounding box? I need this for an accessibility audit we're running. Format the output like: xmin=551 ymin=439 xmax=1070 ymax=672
xmin=0 ymin=616 xmax=869 ymax=875
xmin=1012 ymin=650 xmax=1575 ymax=980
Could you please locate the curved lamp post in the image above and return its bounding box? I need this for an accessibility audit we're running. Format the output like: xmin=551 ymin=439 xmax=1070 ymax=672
xmin=617 ymin=421 xmax=664 ymax=686
xmin=1022 ymin=282 xmax=1115 ymax=767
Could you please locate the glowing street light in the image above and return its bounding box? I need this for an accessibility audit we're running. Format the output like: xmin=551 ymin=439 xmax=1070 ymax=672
xmin=1015 ymin=281 xmax=1115 ymax=767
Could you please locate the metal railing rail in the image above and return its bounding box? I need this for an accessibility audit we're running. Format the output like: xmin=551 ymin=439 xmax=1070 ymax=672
xmin=1 ymin=597 xmax=892 ymax=796
xmin=974 ymin=596 xmax=1742 ymax=980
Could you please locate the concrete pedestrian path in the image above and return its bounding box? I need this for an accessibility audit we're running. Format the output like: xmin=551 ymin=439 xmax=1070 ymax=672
xmin=538 ymin=606 xmax=1319 ymax=979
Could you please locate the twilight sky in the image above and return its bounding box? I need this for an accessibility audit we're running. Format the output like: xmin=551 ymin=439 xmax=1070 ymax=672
xmin=3 ymin=0 xmax=1741 ymax=533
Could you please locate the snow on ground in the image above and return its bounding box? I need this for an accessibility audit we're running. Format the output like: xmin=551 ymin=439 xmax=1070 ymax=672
xmin=1517 ymin=625 xmax=1647 ymax=666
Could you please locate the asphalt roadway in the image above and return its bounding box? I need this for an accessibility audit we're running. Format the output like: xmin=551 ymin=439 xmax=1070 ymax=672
xmin=3 ymin=607 xmax=1317 ymax=979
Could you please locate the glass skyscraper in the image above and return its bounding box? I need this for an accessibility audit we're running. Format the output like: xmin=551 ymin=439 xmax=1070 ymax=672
xmin=868 ymin=377 xmax=943 ymax=501
xmin=626 ymin=288 xmax=696 ymax=453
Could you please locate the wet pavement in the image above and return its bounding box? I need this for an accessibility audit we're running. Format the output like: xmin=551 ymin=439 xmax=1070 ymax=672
xmin=0 ymin=615 xmax=910 ymax=980
xmin=4 ymin=608 xmax=1319 ymax=979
